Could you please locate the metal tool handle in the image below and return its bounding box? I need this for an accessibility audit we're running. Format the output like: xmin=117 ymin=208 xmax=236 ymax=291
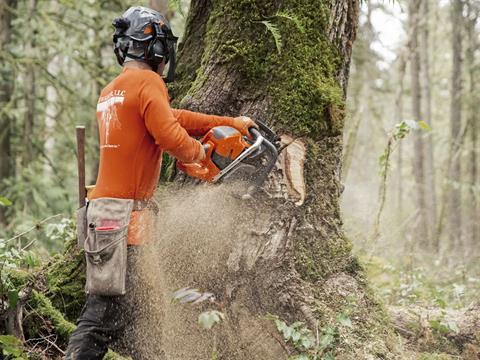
xmin=76 ymin=126 xmax=86 ymax=208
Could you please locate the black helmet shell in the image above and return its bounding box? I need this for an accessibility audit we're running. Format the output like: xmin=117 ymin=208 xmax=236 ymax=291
xmin=121 ymin=6 xmax=169 ymax=42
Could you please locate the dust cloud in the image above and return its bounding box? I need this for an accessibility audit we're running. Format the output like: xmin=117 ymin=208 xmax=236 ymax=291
xmin=125 ymin=184 xmax=247 ymax=360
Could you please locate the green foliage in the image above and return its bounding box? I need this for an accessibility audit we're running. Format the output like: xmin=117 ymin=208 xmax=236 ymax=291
xmin=259 ymin=20 xmax=283 ymax=54
xmin=0 ymin=335 xmax=28 ymax=359
xmin=0 ymin=196 xmax=12 ymax=207
xmin=364 ymin=256 xmax=480 ymax=308
xmin=274 ymin=11 xmax=305 ymax=33
xmin=267 ymin=312 xmax=353 ymax=360
xmin=0 ymin=238 xmax=39 ymax=311
xmin=28 ymin=290 xmax=76 ymax=339
xmin=1 ymin=0 xmax=150 ymax=251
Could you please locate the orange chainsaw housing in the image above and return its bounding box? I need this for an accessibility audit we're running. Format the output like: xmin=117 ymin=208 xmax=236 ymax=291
xmin=177 ymin=126 xmax=251 ymax=182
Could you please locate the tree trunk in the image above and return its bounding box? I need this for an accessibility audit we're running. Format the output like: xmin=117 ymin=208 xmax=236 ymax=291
xmin=465 ymin=3 xmax=479 ymax=259
xmin=420 ymin=0 xmax=437 ymax=249
xmin=163 ymin=0 xmax=396 ymax=358
xmin=448 ymin=0 xmax=463 ymax=256
xmin=409 ymin=0 xmax=428 ymax=248
xmin=395 ymin=48 xmax=407 ymax=245
xmin=22 ymin=0 xmax=38 ymax=169
xmin=0 ymin=0 xmax=17 ymax=224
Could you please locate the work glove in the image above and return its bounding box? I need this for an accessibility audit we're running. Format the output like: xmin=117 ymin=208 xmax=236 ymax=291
xmin=232 ymin=116 xmax=258 ymax=136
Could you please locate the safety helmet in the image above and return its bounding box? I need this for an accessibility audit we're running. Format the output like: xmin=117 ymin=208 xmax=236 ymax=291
xmin=112 ymin=6 xmax=178 ymax=83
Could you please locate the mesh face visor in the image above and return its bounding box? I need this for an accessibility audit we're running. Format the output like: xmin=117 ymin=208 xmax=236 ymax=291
xmin=162 ymin=34 xmax=178 ymax=83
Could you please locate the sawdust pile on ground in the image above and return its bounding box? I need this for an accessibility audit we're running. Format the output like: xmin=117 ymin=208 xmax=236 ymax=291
xmin=128 ymin=184 xmax=246 ymax=360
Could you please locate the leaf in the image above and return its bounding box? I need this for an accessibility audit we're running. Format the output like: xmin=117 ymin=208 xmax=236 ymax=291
xmin=404 ymin=119 xmax=419 ymax=130
xmin=168 ymin=0 xmax=184 ymax=16
xmin=323 ymin=352 xmax=336 ymax=360
xmin=336 ymin=313 xmax=352 ymax=328
xmin=275 ymin=11 xmax=305 ymax=33
xmin=418 ymin=121 xmax=431 ymax=131
xmin=300 ymin=335 xmax=315 ymax=349
xmin=8 ymin=289 xmax=19 ymax=309
xmin=198 ymin=310 xmax=225 ymax=330
xmin=193 ymin=292 xmax=215 ymax=304
xmin=291 ymin=321 xmax=305 ymax=328
xmin=0 ymin=335 xmax=26 ymax=358
xmin=0 ymin=196 xmax=12 ymax=207
xmin=283 ymin=325 xmax=294 ymax=339
xmin=0 ymin=335 xmax=22 ymax=347
xmin=172 ymin=287 xmax=200 ymax=303
xmin=260 ymin=20 xmax=282 ymax=54
xmin=289 ymin=355 xmax=310 ymax=360
xmin=319 ymin=333 xmax=335 ymax=348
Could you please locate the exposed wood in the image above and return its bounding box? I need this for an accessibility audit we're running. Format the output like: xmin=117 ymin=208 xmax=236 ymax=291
xmin=280 ymin=135 xmax=306 ymax=206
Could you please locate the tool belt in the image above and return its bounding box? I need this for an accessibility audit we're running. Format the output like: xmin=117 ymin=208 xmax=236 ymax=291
xmin=76 ymin=198 xmax=157 ymax=296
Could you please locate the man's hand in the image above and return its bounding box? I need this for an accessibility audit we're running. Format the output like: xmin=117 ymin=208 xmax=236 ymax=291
xmin=193 ymin=141 xmax=207 ymax=163
xmin=232 ymin=116 xmax=258 ymax=136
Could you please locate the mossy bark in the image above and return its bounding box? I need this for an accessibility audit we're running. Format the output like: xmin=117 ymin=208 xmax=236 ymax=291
xmin=170 ymin=0 xmax=398 ymax=358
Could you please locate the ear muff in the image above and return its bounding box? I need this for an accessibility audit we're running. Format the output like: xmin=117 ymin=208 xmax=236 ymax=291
xmin=146 ymin=38 xmax=168 ymax=66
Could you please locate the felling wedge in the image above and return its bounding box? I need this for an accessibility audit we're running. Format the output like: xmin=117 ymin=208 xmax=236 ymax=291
xmin=177 ymin=121 xmax=279 ymax=191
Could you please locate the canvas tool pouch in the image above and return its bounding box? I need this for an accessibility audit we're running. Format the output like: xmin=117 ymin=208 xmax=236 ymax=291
xmin=84 ymin=198 xmax=134 ymax=296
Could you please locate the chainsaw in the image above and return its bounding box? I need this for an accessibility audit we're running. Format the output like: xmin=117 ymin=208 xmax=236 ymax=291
xmin=177 ymin=121 xmax=279 ymax=188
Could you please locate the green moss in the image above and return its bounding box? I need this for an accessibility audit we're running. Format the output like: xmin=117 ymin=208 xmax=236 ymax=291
xmin=44 ymin=237 xmax=86 ymax=321
xmin=28 ymin=290 xmax=76 ymax=339
xmin=104 ymin=350 xmax=133 ymax=360
xmin=175 ymin=0 xmax=344 ymax=139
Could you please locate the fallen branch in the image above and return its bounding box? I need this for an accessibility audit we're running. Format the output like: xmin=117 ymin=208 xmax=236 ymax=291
xmin=6 ymin=214 xmax=62 ymax=243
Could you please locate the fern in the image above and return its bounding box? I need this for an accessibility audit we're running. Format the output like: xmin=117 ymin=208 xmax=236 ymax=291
xmin=168 ymin=0 xmax=184 ymax=16
xmin=260 ymin=20 xmax=283 ymax=54
xmin=275 ymin=11 xmax=305 ymax=33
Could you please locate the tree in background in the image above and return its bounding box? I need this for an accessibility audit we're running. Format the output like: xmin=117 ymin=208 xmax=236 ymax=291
xmin=0 ymin=0 xmax=18 ymax=225
xmin=448 ymin=0 xmax=463 ymax=256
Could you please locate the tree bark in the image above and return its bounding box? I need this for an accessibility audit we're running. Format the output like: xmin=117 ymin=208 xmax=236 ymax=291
xmin=0 ymin=0 xmax=17 ymax=224
xmin=409 ymin=0 xmax=428 ymax=248
xmin=465 ymin=3 xmax=479 ymax=260
xmin=21 ymin=0 xmax=38 ymax=169
xmin=166 ymin=0 xmax=396 ymax=358
xmin=448 ymin=0 xmax=463 ymax=255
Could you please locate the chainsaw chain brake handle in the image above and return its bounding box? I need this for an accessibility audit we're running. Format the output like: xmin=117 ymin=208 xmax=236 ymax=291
xmin=247 ymin=127 xmax=278 ymax=189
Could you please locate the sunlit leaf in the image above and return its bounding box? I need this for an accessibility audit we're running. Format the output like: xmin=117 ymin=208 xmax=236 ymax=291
xmin=336 ymin=313 xmax=353 ymax=328
xmin=0 ymin=196 xmax=12 ymax=207
xmin=198 ymin=310 xmax=225 ymax=330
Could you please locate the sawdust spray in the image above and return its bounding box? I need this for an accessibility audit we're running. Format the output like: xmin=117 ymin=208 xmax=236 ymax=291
xmin=125 ymin=184 xmax=247 ymax=360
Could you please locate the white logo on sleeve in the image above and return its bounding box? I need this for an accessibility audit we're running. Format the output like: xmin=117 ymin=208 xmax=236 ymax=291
xmin=96 ymin=90 xmax=126 ymax=149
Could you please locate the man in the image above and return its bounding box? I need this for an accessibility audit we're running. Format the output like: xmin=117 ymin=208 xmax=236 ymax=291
xmin=65 ymin=6 xmax=255 ymax=359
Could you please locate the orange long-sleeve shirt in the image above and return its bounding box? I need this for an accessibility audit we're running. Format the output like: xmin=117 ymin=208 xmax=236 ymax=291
xmin=90 ymin=67 xmax=235 ymax=201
